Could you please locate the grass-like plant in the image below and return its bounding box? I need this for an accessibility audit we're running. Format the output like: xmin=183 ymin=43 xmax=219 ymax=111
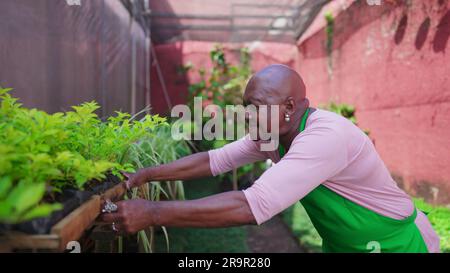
xmin=121 ymin=124 xmax=190 ymax=252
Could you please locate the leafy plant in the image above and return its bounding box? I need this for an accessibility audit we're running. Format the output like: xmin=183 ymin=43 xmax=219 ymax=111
xmin=319 ymin=102 xmax=370 ymax=135
xmin=324 ymin=11 xmax=334 ymax=74
xmin=320 ymin=102 xmax=356 ymax=123
xmin=414 ymin=198 xmax=450 ymax=253
xmin=187 ymin=45 xmax=251 ymax=110
xmin=325 ymin=12 xmax=334 ymax=57
xmin=0 ymin=87 xmax=167 ymax=224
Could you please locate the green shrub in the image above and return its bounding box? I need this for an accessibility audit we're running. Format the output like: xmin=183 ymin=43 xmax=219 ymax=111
xmin=0 ymin=87 xmax=167 ymax=224
xmin=319 ymin=102 xmax=370 ymax=135
xmin=414 ymin=198 xmax=450 ymax=253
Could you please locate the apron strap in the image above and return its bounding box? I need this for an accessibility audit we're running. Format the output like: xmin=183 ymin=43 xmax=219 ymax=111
xmin=278 ymin=108 xmax=311 ymax=158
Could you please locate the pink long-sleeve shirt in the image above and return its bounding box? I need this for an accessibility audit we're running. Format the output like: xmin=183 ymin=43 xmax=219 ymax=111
xmin=208 ymin=109 xmax=440 ymax=252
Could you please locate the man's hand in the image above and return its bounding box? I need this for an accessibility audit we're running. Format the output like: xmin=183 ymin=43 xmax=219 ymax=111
xmin=122 ymin=152 xmax=212 ymax=189
xmin=99 ymin=199 xmax=155 ymax=234
xmin=123 ymin=170 xmax=150 ymax=189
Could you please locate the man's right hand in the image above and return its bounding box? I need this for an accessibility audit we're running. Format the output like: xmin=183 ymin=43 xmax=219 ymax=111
xmin=122 ymin=151 xmax=212 ymax=189
xmin=123 ymin=169 xmax=150 ymax=189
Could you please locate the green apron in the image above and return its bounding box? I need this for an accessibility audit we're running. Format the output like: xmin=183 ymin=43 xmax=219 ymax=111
xmin=278 ymin=108 xmax=428 ymax=253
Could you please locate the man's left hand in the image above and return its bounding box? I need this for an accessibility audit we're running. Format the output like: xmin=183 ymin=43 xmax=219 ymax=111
xmin=99 ymin=199 xmax=155 ymax=234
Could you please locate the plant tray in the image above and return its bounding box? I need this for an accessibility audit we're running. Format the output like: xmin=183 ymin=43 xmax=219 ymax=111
xmin=0 ymin=182 xmax=126 ymax=252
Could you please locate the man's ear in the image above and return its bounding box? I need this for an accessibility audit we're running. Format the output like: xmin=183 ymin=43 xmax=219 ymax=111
xmin=300 ymin=98 xmax=310 ymax=111
xmin=284 ymin=97 xmax=296 ymax=115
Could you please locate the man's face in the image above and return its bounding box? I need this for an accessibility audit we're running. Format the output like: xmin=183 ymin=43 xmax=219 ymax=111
xmin=243 ymin=92 xmax=285 ymax=141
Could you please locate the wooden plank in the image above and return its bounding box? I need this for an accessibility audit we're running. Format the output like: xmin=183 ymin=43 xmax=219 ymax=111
xmin=102 ymin=183 xmax=127 ymax=203
xmin=0 ymin=244 xmax=12 ymax=253
xmin=50 ymin=183 xmax=126 ymax=251
xmin=50 ymin=195 xmax=101 ymax=251
xmin=0 ymin=233 xmax=60 ymax=251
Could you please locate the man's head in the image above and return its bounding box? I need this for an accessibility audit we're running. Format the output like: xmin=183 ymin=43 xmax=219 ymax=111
xmin=243 ymin=64 xmax=309 ymax=137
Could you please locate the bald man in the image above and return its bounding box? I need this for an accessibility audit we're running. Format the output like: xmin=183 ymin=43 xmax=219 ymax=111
xmin=100 ymin=64 xmax=440 ymax=253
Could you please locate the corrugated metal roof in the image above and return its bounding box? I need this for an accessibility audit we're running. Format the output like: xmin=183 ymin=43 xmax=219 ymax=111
xmin=146 ymin=0 xmax=328 ymax=44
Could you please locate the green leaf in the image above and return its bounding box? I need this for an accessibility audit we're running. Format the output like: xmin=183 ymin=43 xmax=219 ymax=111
xmin=0 ymin=176 xmax=13 ymax=199
xmin=0 ymin=87 xmax=13 ymax=96
xmin=7 ymin=182 xmax=46 ymax=215
xmin=20 ymin=203 xmax=62 ymax=222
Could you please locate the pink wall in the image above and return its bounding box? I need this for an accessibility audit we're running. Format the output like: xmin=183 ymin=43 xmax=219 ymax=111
xmin=295 ymin=0 xmax=450 ymax=204
xmin=150 ymin=0 xmax=450 ymax=204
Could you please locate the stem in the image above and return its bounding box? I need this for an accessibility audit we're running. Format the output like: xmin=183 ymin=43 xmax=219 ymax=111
xmin=232 ymin=168 xmax=238 ymax=190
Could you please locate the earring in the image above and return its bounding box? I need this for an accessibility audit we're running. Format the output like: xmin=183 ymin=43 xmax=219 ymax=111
xmin=285 ymin=113 xmax=290 ymax=122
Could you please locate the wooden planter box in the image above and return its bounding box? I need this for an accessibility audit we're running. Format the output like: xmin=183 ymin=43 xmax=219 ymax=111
xmin=0 ymin=183 xmax=126 ymax=252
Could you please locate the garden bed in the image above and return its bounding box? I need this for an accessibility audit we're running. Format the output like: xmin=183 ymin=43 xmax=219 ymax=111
xmin=0 ymin=87 xmax=190 ymax=252
xmin=0 ymin=174 xmax=121 ymax=235
xmin=0 ymin=179 xmax=126 ymax=252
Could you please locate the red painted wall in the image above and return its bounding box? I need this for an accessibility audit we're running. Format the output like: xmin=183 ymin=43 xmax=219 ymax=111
xmin=295 ymin=0 xmax=450 ymax=203
xmin=150 ymin=0 xmax=450 ymax=204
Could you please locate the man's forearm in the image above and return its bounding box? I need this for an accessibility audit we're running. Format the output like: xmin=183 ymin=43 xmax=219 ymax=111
xmin=147 ymin=191 xmax=257 ymax=227
xmin=141 ymin=151 xmax=212 ymax=182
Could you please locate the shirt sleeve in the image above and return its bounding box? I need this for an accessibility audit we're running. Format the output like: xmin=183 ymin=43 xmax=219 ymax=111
xmin=208 ymin=135 xmax=268 ymax=176
xmin=242 ymin=127 xmax=349 ymax=225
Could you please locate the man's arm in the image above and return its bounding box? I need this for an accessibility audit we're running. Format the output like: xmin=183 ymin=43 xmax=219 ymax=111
xmin=151 ymin=191 xmax=255 ymax=227
xmin=99 ymin=191 xmax=256 ymax=233
xmin=126 ymin=151 xmax=212 ymax=188
xmin=126 ymin=135 xmax=267 ymax=188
